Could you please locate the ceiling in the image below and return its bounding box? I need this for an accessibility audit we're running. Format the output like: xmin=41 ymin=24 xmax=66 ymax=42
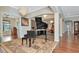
xmin=12 ymin=6 xmax=79 ymax=18
xmin=59 ymin=6 xmax=79 ymax=18
xmin=0 ymin=6 xmax=79 ymax=18
xmin=12 ymin=6 xmax=54 ymax=19
xmin=11 ymin=6 xmax=47 ymax=14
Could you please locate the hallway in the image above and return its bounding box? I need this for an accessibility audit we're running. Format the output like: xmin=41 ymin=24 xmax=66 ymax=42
xmin=53 ymin=33 xmax=79 ymax=53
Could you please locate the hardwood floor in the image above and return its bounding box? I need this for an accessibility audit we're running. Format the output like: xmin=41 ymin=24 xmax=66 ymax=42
xmin=53 ymin=33 xmax=79 ymax=53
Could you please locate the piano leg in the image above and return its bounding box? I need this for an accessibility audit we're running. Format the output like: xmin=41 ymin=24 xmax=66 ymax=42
xmin=26 ymin=38 xmax=27 ymax=45
xmin=22 ymin=38 xmax=24 ymax=45
xmin=45 ymin=30 xmax=47 ymax=42
xmin=22 ymin=38 xmax=27 ymax=45
xmin=29 ymin=38 xmax=31 ymax=47
xmin=32 ymin=37 xmax=36 ymax=44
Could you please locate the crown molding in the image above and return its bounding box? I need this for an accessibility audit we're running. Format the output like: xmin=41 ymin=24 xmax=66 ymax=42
xmin=64 ymin=15 xmax=79 ymax=19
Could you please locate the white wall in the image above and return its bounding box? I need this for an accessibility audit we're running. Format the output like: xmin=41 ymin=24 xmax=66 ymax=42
xmin=54 ymin=12 xmax=60 ymax=41
xmin=59 ymin=17 xmax=63 ymax=37
xmin=19 ymin=18 xmax=31 ymax=38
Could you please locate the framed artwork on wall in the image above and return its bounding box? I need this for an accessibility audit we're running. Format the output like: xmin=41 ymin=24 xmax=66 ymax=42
xmin=21 ymin=17 xmax=29 ymax=26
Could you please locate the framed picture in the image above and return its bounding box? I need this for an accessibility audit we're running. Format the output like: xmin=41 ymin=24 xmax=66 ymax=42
xmin=21 ymin=17 xmax=29 ymax=26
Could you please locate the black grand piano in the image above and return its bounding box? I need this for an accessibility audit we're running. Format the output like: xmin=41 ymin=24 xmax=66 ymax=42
xmin=22 ymin=17 xmax=48 ymax=47
xmin=35 ymin=17 xmax=48 ymax=35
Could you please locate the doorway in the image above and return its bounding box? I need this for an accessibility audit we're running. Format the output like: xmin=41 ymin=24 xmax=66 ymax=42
xmin=2 ymin=17 xmax=19 ymax=42
xmin=74 ymin=21 xmax=79 ymax=36
xmin=11 ymin=27 xmax=18 ymax=39
xmin=65 ymin=21 xmax=73 ymax=39
xmin=2 ymin=17 xmax=11 ymax=42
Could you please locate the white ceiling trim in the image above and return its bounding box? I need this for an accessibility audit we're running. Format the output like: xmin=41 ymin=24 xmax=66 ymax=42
xmin=10 ymin=6 xmax=47 ymax=14
xmin=26 ymin=7 xmax=54 ymax=18
xmin=64 ymin=15 xmax=79 ymax=18
xmin=25 ymin=7 xmax=49 ymax=15
xmin=60 ymin=6 xmax=79 ymax=18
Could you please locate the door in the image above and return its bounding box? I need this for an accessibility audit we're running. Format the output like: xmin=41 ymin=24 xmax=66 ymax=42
xmin=74 ymin=21 xmax=79 ymax=35
xmin=11 ymin=27 xmax=18 ymax=39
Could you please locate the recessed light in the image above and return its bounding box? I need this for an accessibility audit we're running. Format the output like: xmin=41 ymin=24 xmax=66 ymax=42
xmin=50 ymin=20 xmax=53 ymax=23
xmin=43 ymin=15 xmax=47 ymax=18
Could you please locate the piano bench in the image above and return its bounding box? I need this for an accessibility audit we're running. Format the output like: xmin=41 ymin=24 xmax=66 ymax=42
xmin=22 ymin=37 xmax=27 ymax=45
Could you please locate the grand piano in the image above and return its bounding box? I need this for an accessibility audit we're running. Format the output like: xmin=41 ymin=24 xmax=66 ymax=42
xmin=35 ymin=17 xmax=48 ymax=35
xmin=22 ymin=17 xmax=48 ymax=47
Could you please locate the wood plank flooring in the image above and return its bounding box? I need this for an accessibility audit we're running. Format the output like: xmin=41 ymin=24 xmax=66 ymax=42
xmin=53 ymin=33 xmax=79 ymax=53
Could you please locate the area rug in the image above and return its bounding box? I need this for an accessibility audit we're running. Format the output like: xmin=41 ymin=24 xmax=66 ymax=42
xmin=1 ymin=39 xmax=58 ymax=53
xmin=0 ymin=47 xmax=7 ymax=53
